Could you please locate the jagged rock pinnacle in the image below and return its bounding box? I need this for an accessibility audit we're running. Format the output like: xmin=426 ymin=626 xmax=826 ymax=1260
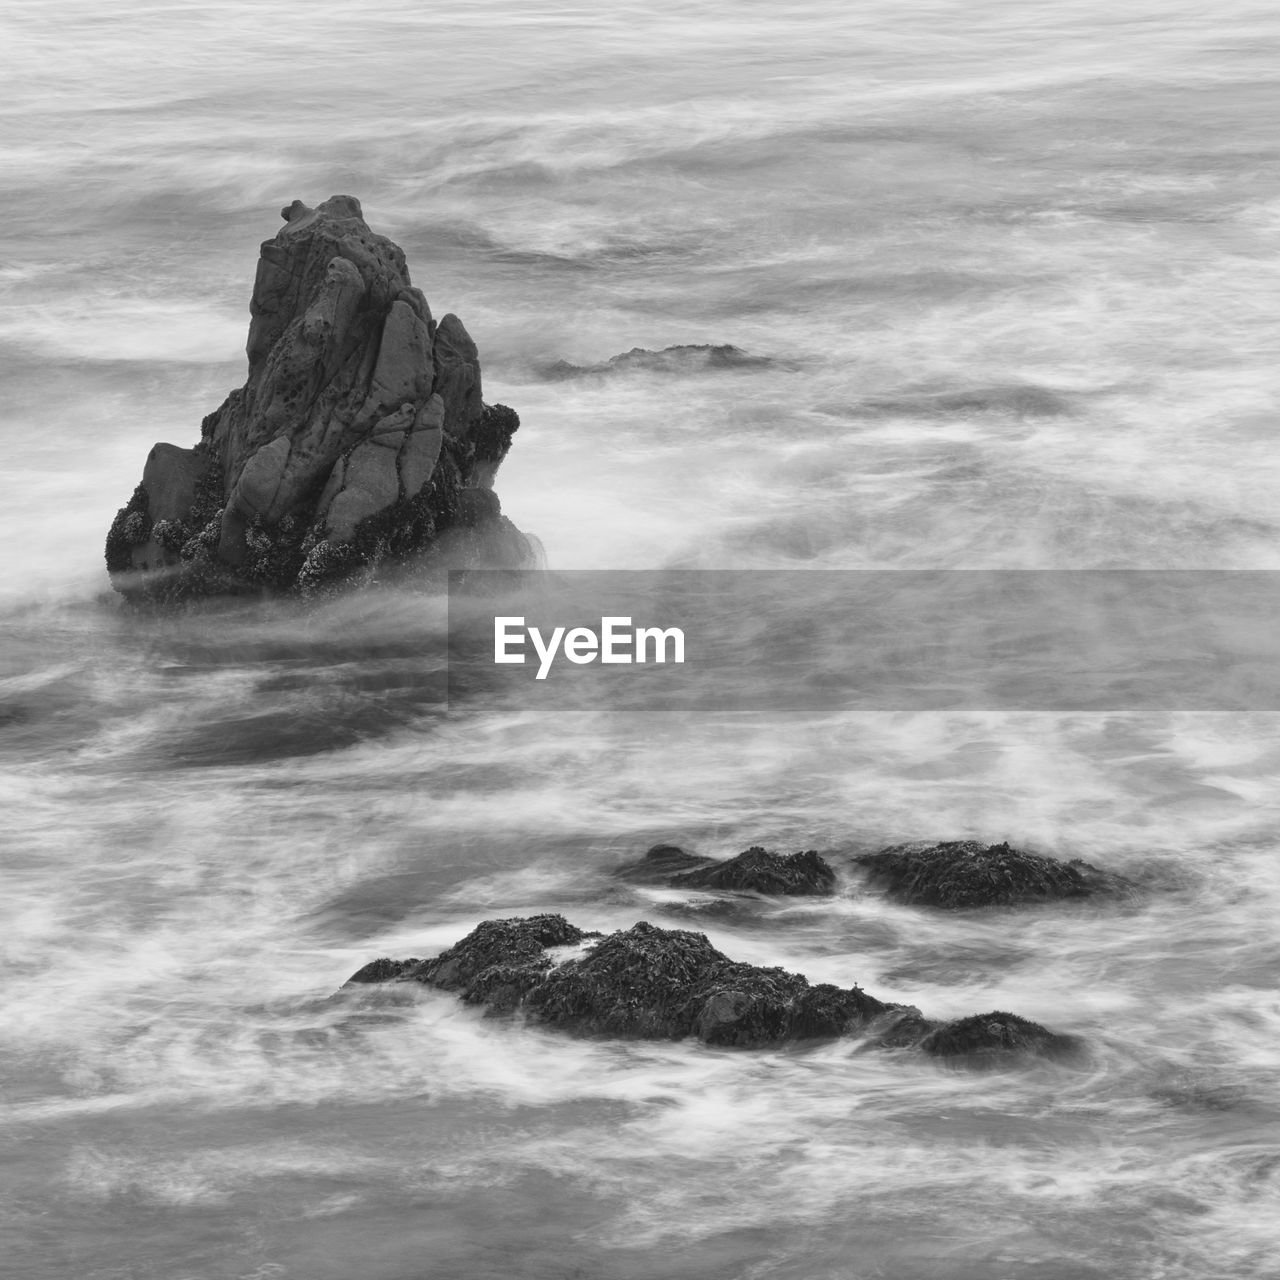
xmin=106 ymin=196 xmax=528 ymax=601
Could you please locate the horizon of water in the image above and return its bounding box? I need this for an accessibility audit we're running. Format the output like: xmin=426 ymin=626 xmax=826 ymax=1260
xmin=3 ymin=3 xmax=1280 ymax=1277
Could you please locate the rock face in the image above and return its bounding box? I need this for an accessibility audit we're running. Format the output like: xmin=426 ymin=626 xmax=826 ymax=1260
xmin=617 ymin=844 xmax=837 ymax=896
xmin=106 ymin=195 xmax=530 ymax=601
xmin=853 ymin=841 xmax=1134 ymax=909
xmin=346 ymin=914 xmax=1079 ymax=1064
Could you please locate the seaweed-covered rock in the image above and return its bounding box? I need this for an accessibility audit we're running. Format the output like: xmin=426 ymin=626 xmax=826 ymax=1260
xmin=345 ymin=957 xmax=421 ymax=984
xmin=525 ymin=921 xmax=885 ymax=1045
xmin=920 ymin=1011 xmax=1083 ymax=1066
xmin=407 ymin=914 xmax=593 ymax=995
xmin=344 ymin=915 xmax=1076 ymax=1064
xmin=347 ymin=915 xmax=887 ymax=1046
xmin=106 ymin=195 xmax=531 ymax=602
xmin=616 ymin=844 xmax=836 ymax=896
xmin=672 ymin=846 xmax=836 ymax=897
xmin=853 ymin=840 xmax=1133 ymax=909
xmin=530 ymin=920 xmax=754 ymax=1040
xmin=344 ymin=917 xmax=597 ymax=1015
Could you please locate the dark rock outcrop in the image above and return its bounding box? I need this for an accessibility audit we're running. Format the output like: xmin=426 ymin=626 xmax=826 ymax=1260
xmin=853 ymin=840 xmax=1134 ymax=909
xmin=616 ymin=844 xmax=837 ymax=896
xmin=106 ymin=195 xmax=531 ymax=601
xmin=350 ymin=916 xmax=601 ymax=1015
xmin=345 ymin=915 xmax=1076 ymax=1065
xmin=523 ymin=921 xmax=887 ymax=1045
xmin=402 ymin=914 xmax=596 ymax=1014
xmin=672 ymin=847 xmax=837 ymax=896
xmin=920 ymin=1012 xmax=1083 ymax=1066
xmin=346 ymin=957 xmax=422 ymax=984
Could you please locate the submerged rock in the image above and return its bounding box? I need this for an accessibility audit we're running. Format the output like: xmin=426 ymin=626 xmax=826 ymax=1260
xmin=106 ymin=195 xmax=531 ymax=602
xmin=830 ymin=383 xmax=1075 ymax=420
xmin=616 ymin=843 xmax=713 ymax=884
xmin=616 ymin=844 xmax=837 ymax=896
xmin=853 ymin=840 xmax=1134 ymax=909
xmin=537 ymin=343 xmax=781 ymax=380
xmin=346 ymin=914 xmax=1076 ymax=1064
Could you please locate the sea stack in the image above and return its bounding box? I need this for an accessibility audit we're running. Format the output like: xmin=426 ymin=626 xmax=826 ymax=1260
xmin=105 ymin=195 xmax=530 ymax=601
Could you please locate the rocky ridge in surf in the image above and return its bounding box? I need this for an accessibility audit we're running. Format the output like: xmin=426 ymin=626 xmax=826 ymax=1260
xmin=105 ymin=195 xmax=530 ymax=601
xmin=346 ymin=914 xmax=1082 ymax=1065
xmin=618 ymin=840 xmax=1133 ymax=909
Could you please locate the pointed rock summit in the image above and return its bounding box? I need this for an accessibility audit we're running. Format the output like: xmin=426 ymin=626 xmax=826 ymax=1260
xmin=106 ymin=195 xmax=530 ymax=600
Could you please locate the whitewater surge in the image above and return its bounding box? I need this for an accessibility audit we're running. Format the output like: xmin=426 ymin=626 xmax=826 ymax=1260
xmin=4 ymin=1 xmax=1280 ymax=1277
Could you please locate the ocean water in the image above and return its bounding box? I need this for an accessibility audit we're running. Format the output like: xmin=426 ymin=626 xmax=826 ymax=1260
xmin=4 ymin=2 xmax=1280 ymax=1276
